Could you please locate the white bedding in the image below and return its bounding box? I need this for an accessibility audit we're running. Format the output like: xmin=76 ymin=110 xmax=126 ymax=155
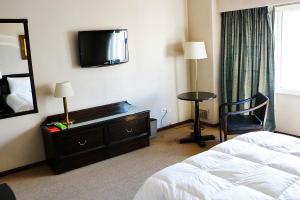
xmin=6 ymin=92 xmax=33 ymax=112
xmin=134 ymin=131 xmax=300 ymax=200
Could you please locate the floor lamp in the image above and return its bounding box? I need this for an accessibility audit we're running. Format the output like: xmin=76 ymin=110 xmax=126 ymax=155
xmin=184 ymin=42 xmax=208 ymax=93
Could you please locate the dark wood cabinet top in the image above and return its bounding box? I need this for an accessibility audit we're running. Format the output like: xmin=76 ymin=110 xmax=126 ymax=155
xmin=41 ymin=101 xmax=150 ymax=133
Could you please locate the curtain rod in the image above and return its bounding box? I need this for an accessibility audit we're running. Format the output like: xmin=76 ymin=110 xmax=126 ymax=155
xmin=221 ymin=1 xmax=300 ymax=13
xmin=274 ymin=1 xmax=300 ymax=8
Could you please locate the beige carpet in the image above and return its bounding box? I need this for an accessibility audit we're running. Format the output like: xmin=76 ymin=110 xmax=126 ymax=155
xmin=1 ymin=124 xmax=220 ymax=200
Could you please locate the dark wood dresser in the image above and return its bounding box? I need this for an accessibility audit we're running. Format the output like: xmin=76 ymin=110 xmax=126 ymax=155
xmin=41 ymin=101 xmax=150 ymax=174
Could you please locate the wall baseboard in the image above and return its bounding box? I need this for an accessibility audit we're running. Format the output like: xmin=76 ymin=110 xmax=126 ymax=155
xmin=0 ymin=160 xmax=46 ymax=177
xmin=1 ymin=120 xmax=193 ymax=177
xmin=157 ymin=119 xmax=219 ymax=132
xmin=157 ymin=119 xmax=193 ymax=132
xmin=200 ymin=121 xmax=220 ymax=128
xmin=275 ymin=131 xmax=300 ymax=138
xmin=1 ymin=119 xmax=219 ymax=177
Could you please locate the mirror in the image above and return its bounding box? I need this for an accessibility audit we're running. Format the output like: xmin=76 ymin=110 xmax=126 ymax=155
xmin=0 ymin=19 xmax=38 ymax=119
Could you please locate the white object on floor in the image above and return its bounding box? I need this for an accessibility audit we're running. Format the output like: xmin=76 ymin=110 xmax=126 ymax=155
xmin=134 ymin=131 xmax=300 ymax=200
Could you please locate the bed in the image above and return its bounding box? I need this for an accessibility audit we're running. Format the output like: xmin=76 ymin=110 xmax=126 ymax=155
xmin=134 ymin=131 xmax=300 ymax=200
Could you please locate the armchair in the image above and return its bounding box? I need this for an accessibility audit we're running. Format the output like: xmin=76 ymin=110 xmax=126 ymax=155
xmin=219 ymin=92 xmax=269 ymax=141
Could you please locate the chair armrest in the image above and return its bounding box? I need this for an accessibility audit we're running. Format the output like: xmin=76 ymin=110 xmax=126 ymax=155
xmin=219 ymin=96 xmax=257 ymax=118
xmin=224 ymin=100 xmax=268 ymax=116
xmin=219 ymin=96 xmax=255 ymax=108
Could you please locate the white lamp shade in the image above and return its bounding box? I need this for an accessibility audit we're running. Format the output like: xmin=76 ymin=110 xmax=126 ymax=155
xmin=54 ymin=81 xmax=74 ymax=98
xmin=0 ymin=72 xmax=2 ymax=79
xmin=184 ymin=42 xmax=207 ymax=60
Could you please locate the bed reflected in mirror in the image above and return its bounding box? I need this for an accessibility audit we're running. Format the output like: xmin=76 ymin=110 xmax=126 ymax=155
xmin=0 ymin=19 xmax=38 ymax=119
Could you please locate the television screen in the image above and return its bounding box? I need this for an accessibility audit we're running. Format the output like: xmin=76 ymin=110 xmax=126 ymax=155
xmin=78 ymin=29 xmax=129 ymax=67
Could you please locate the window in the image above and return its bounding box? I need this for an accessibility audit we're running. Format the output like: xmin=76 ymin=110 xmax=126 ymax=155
xmin=275 ymin=4 xmax=300 ymax=95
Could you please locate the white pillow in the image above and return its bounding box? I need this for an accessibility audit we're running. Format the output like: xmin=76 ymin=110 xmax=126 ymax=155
xmin=7 ymin=77 xmax=32 ymax=94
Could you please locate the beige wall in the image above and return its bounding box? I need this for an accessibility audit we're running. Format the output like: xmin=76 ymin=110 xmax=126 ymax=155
xmin=187 ymin=0 xmax=220 ymax=124
xmin=275 ymin=94 xmax=300 ymax=135
xmin=0 ymin=0 xmax=191 ymax=172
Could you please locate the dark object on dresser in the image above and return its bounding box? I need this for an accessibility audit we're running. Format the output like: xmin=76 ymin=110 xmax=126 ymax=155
xmin=0 ymin=183 xmax=16 ymax=200
xmin=41 ymin=101 xmax=150 ymax=174
xmin=219 ymin=92 xmax=269 ymax=142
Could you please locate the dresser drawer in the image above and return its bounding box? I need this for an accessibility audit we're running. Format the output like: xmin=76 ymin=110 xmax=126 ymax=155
xmin=56 ymin=126 xmax=105 ymax=156
xmin=53 ymin=148 xmax=108 ymax=174
xmin=108 ymin=114 xmax=148 ymax=143
xmin=108 ymin=135 xmax=149 ymax=158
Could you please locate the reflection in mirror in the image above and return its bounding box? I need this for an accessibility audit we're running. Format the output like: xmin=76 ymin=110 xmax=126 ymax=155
xmin=0 ymin=19 xmax=38 ymax=119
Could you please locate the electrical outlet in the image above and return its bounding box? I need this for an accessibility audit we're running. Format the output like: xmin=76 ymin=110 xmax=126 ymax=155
xmin=161 ymin=108 xmax=167 ymax=113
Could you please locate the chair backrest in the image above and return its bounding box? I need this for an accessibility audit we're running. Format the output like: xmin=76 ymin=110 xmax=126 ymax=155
xmin=253 ymin=92 xmax=269 ymax=123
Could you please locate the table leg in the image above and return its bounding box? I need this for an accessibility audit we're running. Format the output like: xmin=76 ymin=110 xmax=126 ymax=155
xmin=180 ymin=101 xmax=215 ymax=147
xmin=194 ymin=101 xmax=200 ymax=136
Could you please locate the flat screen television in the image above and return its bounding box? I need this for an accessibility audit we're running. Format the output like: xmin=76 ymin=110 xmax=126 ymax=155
xmin=78 ymin=29 xmax=129 ymax=67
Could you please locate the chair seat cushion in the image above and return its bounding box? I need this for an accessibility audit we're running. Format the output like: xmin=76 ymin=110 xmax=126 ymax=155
xmin=227 ymin=115 xmax=263 ymax=133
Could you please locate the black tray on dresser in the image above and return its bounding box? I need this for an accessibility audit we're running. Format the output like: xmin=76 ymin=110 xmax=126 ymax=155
xmin=41 ymin=101 xmax=150 ymax=174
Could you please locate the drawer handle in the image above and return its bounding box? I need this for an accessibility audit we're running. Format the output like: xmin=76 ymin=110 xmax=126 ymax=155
xmin=78 ymin=140 xmax=87 ymax=146
xmin=126 ymin=128 xmax=133 ymax=133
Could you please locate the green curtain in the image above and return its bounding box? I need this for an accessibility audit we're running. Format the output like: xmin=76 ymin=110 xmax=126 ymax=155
xmin=221 ymin=6 xmax=275 ymax=131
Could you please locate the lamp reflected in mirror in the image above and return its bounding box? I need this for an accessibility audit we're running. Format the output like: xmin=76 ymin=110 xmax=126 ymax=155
xmin=19 ymin=35 xmax=27 ymax=60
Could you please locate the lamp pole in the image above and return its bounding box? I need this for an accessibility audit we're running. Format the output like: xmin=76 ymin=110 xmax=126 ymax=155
xmin=195 ymin=59 xmax=198 ymax=92
xmin=183 ymin=41 xmax=207 ymax=98
xmin=63 ymin=97 xmax=69 ymax=125
xmin=195 ymin=59 xmax=199 ymax=98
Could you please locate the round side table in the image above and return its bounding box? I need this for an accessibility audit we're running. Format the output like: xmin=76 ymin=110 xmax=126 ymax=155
xmin=178 ymin=92 xmax=216 ymax=147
